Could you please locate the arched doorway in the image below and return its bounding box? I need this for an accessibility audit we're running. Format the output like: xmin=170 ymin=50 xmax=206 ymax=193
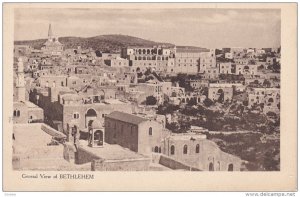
xmin=99 ymin=89 xmax=105 ymax=100
xmin=93 ymin=130 xmax=104 ymax=146
xmin=170 ymin=145 xmax=175 ymax=155
xmin=217 ymin=89 xmax=224 ymax=103
xmin=85 ymin=109 xmax=97 ymax=128
xmin=209 ymin=162 xmax=214 ymax=171
xmin=228 ymin=163 xmax=234 ymax=171
xmin=217 ymin=161 xmax=221 ymax=171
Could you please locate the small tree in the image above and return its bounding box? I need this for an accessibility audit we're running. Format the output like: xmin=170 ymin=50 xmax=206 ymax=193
xmin=203 ymin=98 xmax=214 ymax=107
xmin=95 ymin=50 xmax=102 ymax=57
xmin=217 ymin=92 xmax=225 ymax=103
xmin=258 ymin=64 xmax=265 ymax=70
xmin=146 ymin=96 xmax=157 ymax=105
xmin=166 ymin=122 xmax=180 ymax=133
xmin=187 ymin=98 xmax=197 ymax=106
xmin=263 ymin=79 xmax=271 ymax=88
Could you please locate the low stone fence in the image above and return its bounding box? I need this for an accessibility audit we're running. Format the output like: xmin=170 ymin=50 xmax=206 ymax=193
xmin=91 ymin=157 xmax=151 ymax=171
xmin=75 ymin=147 xmax=101 ymax=165
xmin=158 ymin=155 xmax=200 ymax=171
xmin=41 ymin=124 xmax=66 ymax=138
xmin=63 ymin=142 xmax=76 ymax=163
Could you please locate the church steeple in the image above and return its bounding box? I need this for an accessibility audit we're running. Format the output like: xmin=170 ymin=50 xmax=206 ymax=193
xmin=48 ymin=23 xmax=53 ymax=38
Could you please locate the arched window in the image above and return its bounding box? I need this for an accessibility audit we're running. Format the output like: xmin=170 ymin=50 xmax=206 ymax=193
xmin=73 ymin=113 xmax=80 ymax=119
xmin=183 ymin=145 xmax=188 ymax=154
xmin=170 ymin=145 xmax=175 ymax=155
xmin=149 ymin=127 xmax=152 ymax=136
xmin=217 ymin=161 xmax=221 ymax=171
xmin=228 ymin=163 xmax=234 ymax=171
xmin=154 ymin=146 xmax=159 ymax=153
xmin=209 ymin=162 xmax=214 ymax=171
xmin=196 ymin=144 xmax=200 ymax=153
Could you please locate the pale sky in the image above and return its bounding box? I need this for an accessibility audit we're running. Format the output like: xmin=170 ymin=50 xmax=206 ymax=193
xmin=14 ymin=8 xmax=281 ymax=48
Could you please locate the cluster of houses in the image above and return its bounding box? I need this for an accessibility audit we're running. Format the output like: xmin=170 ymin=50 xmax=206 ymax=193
xmin=12 ymin=24 xmax=281 ymax=171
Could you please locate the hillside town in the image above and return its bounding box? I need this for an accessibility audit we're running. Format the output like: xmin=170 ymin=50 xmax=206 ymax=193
xmin=12 ymin=24 xmax=281 ymax=171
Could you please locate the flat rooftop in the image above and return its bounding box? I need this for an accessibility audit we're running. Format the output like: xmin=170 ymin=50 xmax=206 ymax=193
xmin=168 ymin=133 xmax=207 ymax=140
xmin=13 ymin=123 xmax=63 ymax=158
xmin=13 ymin=123 xmax=90 ymax=171
xmin=24 ymin=101 xmax=43 ymax=110
xmin=79 ymin=140 xmax=149 ymax=161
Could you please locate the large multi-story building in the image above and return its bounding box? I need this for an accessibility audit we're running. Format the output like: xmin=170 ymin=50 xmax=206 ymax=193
xmin=121 ymin=46 xmax=216 ymax=75
xmin=121 ymin=46 xmax=175 ymax=72
xmin=60 ymin=90 xmax=133 ymax=132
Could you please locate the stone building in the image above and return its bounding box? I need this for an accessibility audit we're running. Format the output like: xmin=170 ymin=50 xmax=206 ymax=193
xmin=60 ymin=91 xmax=133 ymax=132
xmin=198 ymin=49 xmax=216 ymax=73
xmin=208 ymin=83 xmax=234 ymax=101
xmin=37 ymin=75 xmax=67 ymax=88
xmin=188 ymin=80 xmax=209 ymax=90
xmin=218 ymin=62 xmax=233 ymax=74
xmin=121 ymin=46 xmax=174 ymax=73
xmin=41 ymin=24 xmax=64 ymax=56
xmin=203 ymin=67 xmax=219 ymax=79
xmin=248 ymin=88 xmax=280 ymax=114
xmin=234 ymin=64 xmax=258 ymax=76
xmin=105 ymin=111 xmax=170 ymax=155
xmin=162 ymin=133 xmax=241 ymax=171
xmin=13 ymin=58 xmax=44 ymax=124
xmin=13 ymin=101 xmax=44 ymax=124
xmin=104 ymin=57 xmax=129 ymax=67
xmin=174 ymin=47 xmax=203 ymax=74
xmin=104 ymin=111 xmax=242 ymax=171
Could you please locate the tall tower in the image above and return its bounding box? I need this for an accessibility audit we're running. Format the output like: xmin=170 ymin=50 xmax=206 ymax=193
xmin=48 ymin=23 xmax=53 ymax=40
xmin=16 ymin=57 xmax=25 ymax=102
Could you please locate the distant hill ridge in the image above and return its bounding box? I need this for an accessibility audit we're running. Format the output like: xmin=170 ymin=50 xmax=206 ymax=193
xmin=14 ymin=34 xmax=208 ymax=53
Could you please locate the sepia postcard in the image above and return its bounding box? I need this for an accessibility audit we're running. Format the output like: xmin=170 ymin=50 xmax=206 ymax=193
xmin=2 ymin=2 xmax=297 ymax=191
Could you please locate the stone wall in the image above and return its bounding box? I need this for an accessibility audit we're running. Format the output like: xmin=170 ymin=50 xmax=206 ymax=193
xmin=162 ymin=137 xmax=242 ymax=171
xmin=41 ymin=124 xmax=66 ymax=138
xmin=28 ymin=108 xmax=44 ymax=122
xmin=75 ymin=147 xmax=101 ymax=165
xmin=158 ymin=155 xmax=200 ymax=171
xmin=91 ymin=158 xmax=151 ymax=171
xmin=63 ymin=143 xmax=76 ymax=163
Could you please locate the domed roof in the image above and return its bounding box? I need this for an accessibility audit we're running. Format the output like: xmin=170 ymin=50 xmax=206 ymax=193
xmin=91 ymin=119 xmax=102 ymax=129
